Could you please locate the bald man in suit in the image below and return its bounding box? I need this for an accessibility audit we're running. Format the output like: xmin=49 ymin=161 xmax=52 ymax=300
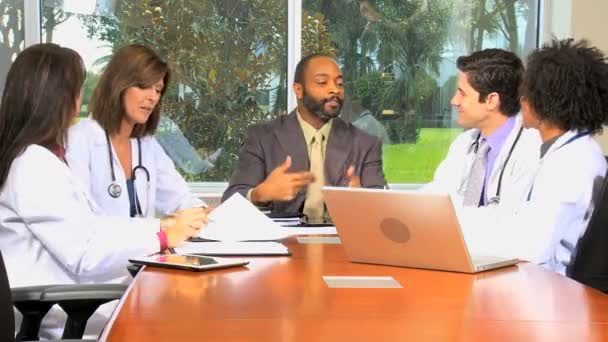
xmin=222 ymin=54 xmax=386 ymax=222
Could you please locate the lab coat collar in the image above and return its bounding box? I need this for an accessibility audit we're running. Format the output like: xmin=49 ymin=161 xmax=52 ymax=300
xmin=543 ymin=130 xmax=586 ymax=159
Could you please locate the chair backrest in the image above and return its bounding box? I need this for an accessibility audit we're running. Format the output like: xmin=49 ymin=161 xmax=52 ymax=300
xmin=0 ymin=251 xmax=16 ymax=342
xmin=568 ymin=168 xmax=608 ymax=293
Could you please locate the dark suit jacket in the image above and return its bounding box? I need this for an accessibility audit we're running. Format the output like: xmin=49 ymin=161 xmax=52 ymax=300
xmin=222 ymin=110 xmax=386 ymax=214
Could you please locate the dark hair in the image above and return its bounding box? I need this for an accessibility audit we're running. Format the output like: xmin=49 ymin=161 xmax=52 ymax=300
xmin=90 ymin=44 xmax=170 ymax=137
xmin=0 ymin=43 xmax=85 ymax=188
xmin=521 ymin=39 xmax=608 ymax=134
xmin=294 ymin=53 xmax=336 ymax=85
xmin=456 ymin=48 xmax=524 ymax=116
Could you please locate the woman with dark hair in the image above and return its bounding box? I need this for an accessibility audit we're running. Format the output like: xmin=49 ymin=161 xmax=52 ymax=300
xmin=459 ymin=39 xmax=608 ymax=275
xmin=0 ymin=43 xmax=207 ymax=337
xmin=66 ymin=44 xmax=206 ymax=219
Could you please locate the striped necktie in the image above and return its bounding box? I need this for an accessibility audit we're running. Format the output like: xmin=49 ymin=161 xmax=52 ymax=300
xmin=463 ymin=139 xmax=491 ymax=207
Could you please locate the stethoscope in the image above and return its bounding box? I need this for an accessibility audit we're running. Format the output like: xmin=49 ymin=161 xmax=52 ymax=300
xmin=464 ymin=126 xmax=524 ymax=205
xmin=105 ymin=131 xmax=151 ymax=216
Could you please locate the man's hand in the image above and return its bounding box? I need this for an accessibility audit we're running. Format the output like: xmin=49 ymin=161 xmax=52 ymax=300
xmin=252 ymin=156 xmax=315 ymax=203
xmin=346 ymin=165 xmax=361 ymax=188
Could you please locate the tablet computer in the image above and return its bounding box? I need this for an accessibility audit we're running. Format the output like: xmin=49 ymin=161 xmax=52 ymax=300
xmin=128 ymin=254 xmax=249 ymax=272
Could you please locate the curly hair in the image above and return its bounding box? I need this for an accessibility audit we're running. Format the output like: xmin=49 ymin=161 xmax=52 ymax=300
xmin=457 ymin=48 xmax=524 ymax=116
xmin=521 ymin=39 xmax=608 ymax=134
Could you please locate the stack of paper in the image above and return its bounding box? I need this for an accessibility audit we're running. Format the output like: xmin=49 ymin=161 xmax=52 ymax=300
xmin=199 ymin=193 xmax=289 ymax=241
xmin=197 ymin=193 xmax=339 ymax=240
xmin=175 ymin=241 xmax=290 ymax=256
xmin=283 ymin=226 xmax=338 ymax=235
xmin=272 ymin=217 xmax=303 ymax=226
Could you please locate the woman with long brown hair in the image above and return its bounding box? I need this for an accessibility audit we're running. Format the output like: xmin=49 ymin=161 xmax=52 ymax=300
xmin=66 ymin=44 xmax=206 ymax=219
xmin=0 ymin=43 xmax=207 ymax=338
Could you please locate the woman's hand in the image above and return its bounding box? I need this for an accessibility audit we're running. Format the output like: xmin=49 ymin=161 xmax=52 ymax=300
xmin=161 ymin=207 xmax=209 ymax=247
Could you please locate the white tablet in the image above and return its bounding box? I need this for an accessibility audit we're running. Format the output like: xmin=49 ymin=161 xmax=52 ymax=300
xmin=129 ymin=254 xmax=249 ymax=272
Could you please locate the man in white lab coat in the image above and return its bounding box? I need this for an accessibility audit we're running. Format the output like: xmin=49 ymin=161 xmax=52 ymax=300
xmin=424 ymin=49 xmax=541 ymax=211
xmin=459 ymin=39 xmax=608 ymax=275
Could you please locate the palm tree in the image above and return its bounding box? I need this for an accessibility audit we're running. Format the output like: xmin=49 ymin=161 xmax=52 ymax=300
xmin=358 ymin=0 xmax=450 ymax=142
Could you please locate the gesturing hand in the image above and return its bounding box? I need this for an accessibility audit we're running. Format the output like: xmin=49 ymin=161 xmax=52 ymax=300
xmin=346 ymin=165 xmax=361 ymax=188
xmin=252 ymin=156 xmax=315 ymax=203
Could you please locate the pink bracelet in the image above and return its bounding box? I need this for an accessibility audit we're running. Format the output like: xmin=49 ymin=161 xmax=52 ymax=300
xmin=157 ymin=230 xmax=168 ymax=251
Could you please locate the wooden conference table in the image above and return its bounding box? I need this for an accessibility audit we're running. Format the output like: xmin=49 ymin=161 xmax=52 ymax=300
xmin=100 ymin=237 xmax=608 ymax=341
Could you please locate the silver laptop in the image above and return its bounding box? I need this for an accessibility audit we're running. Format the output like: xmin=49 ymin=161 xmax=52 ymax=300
xmin=322 ymin=187 xmax=518 ymax=273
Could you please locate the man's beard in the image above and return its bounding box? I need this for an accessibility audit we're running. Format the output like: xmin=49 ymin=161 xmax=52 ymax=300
xmin=302 ymin=90 xmax=343 ymax=121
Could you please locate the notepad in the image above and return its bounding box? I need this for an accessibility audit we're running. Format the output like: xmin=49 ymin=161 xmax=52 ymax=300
xmin=174 ymin=241 xmax=290 ymax=256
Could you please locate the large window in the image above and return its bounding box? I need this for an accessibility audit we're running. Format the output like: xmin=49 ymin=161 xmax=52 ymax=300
xmin=302 ymin=0 xmax=538 ymax=183
xmin=39 ymin=0 xmax=539 ymax=186
xmin=0 ymin=0 xmax=25 ymax=94
xmin=42 ymin=0 xmax=287 ymax=182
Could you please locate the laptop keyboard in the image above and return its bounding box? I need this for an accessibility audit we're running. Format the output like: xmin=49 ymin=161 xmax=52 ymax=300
xmin=471 ymin=255 xmax=508 ymax=266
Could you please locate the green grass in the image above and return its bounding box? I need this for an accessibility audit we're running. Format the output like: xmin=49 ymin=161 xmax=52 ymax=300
xmin=383 ymin=128 xmax=463 ymax=184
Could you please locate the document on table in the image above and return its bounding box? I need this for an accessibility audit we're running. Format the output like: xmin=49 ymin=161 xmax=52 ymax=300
xmin=297 ymin=236 xmax=341 ymax=244
xmin=199 ymin=193 xmax=338 ymax=240
xmin=175 ymin=241 xmax=290 ymax=256
xmin=270 ymin=216 xmax=337 ymax=234
xmin=199 ymin=193 xmax=289 ymax=241
xmin=272 ymin=218 xmax=303 ymax=226
xmin=282 ymin=226 xmax=337 ymax=235
xmin=323 ymin=276 xmax=402 ymax=289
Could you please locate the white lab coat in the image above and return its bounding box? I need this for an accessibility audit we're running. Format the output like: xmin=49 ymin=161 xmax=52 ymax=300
xmin=0 ymin=145 xmax=163 ymax=338
xmin=457 ymin=130 xmax=607 ymax=275
xmin=423 ymin=114 xmax=542 ymax=211
xmin=66 ymin=118 xmax=204 ymax=218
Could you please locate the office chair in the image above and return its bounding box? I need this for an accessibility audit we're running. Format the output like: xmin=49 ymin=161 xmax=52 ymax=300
xmin=568 ymin=168 xmax=608 ymax=293
xmin=0 ymin=250 xmax=15 ymax=341
xmin=0 ymin=250 xmax=127 ymax=341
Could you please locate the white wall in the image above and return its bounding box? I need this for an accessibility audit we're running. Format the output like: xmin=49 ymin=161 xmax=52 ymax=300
xmin=572 ymin=0 xmax=608 ymax=152
xmin=543 ymin=0 xmax=608 ymax=152
xmin=541 ymin=0 xmax=573 ymax=41
xmin=572 ymin=1 xmax=608 ymax=50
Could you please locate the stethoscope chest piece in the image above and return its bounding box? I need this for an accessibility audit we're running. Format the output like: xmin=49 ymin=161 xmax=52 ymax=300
xmin=488 ymin=196 xmax=500 ymax=205
xmin=108 ymin=182 xmax=122 ymax=198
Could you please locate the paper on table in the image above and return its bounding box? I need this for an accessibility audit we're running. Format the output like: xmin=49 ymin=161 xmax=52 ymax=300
xmin=281 ymin=226 xmax=337 ymax=235
xmin=322 ymin=276 xmax=402 ymax=288
xmin=297 ymin=236 xmax=341 ymax=244
xmin=175 ymin=241 xmax=290 ymax=256
xmin=199 ymin=193 xmax=289 ymax=241
xmin=272 ymin=218 xmax=302 ymax=226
